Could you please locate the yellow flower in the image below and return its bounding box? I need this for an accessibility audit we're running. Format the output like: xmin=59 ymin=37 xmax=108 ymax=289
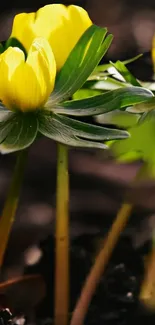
xmin=10 ymin=4 xmax=92 ymax=70
xmin=0 ymin=37 xmax=56 ymax=112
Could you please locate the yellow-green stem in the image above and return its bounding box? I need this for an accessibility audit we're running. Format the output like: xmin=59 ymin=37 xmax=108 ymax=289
xmin=54 ymin=143 xmax=69 ymax=325
xmin=70 ymin=203 xmax=132 ymax=325
xmin=139 ymin=245 xmax=155 ymax=309
xmin=0 ymin=149 xmax=27 ymax=267
xmin=71 ymin=163 xmax=147 ymax=325
xmin=139 ymin=162 xmax=155 ymax=309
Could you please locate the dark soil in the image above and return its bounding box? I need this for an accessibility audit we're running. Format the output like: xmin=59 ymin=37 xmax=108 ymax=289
xmin=1 ymin=234 xmax=155 ymax=325
xmin=17 ymin=234 xmax=154 ymax=325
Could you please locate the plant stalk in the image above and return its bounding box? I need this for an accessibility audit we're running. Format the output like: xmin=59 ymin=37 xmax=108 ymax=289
xmin=139 ymin=161 xmax=155 ymax=309
xmin=139 ymin=239 xmax=155 ymax=308
xmin=54 ymin=143 xmax=69 ymax=325
xmin=71 ymin=163 xmax=147 ymax=325
xmin=0 ymin=149 xmax=27 ymax=267
xmin=70 ymin=203 xmax=132 ymax=325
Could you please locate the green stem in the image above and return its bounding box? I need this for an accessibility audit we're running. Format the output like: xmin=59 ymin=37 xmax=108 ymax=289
xmin=139 ymin=162 xmax=155 ymax=309
xmin=54 ymin=143 xmax=69 ymax=325
xmin=70 ymin=163 xmax=147 ymax=325
xmin=0 ymin=149 xmax=28 ymax=267
xmin=70 ymin=203 xmax=132 ymax=325
xmin=139 ymin=243 xmax=155 ymax=309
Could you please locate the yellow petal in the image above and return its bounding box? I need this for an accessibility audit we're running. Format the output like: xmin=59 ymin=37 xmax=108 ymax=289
xmin=33 ymin=4 xmax=69 ymax=38
xmin=0 ymin=38 xmax=56 ymax=112
xmin=26 ymin=37 xmax=56 ymax=101
xmin=32 ymin=4 xmax=71 ymax=70
xmin=67 ymin=5 xmax=92 ymax=50
xmin=0 ymin=47 xmax=25 ymax=108
xmin=10 ymin=12 xmax=35 ymax=52
xmin=10 ymin=4 xmax=92 ymax=70
xmin=47 ymin=4 xmax=92 ymax=69
xmin=43 ymin=5 xmax=71 ymax=70
xmin=11 ymin=4 xmax=70 ymax=69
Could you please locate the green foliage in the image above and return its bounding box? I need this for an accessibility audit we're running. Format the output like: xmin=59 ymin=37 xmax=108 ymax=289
xmin=53 ymin=87 xmax=153 ymax=116
xmin=38 ymin=112 xmax=128 ymax=149
xmin=0 ymin=113 xmax=38 ymax=153
xmin=73 ymin=88 xmax=102 ymax=100
xmin=110 ymin=60 xmax=141 ymax=87
xmin=90 ymin=54 xmax=142 ymax=80
xmin=110 ymin=111 xmax=155 ymax=164
xmin=0 ymin=27 xmax=153 ymax=154
xmin=93 ymin=55 xmax=155 ymax=167
xmin=96 ymin=110 xmax=140 ymax=128
xmin=48 ymin=25 xmax=113 ymax=103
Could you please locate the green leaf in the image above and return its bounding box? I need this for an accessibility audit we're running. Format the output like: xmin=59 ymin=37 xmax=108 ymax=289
xmin=110 ymin=60 xmax=141 ymax=87
xmin=38 ymin=112 xmax=128 ymax=149
xmin=73 ymin=88 xmax=102 ymax=100
xmin=0 ymin=113 xmax=38 ymax=154
xmin=0 ymin=113 xmax=15 ymax=144
xmin=76 ymin=76 xmax=126 ymax=95
xmin=96 ymin=110 xmax=140 ymax=128
xmin=110 ymin=111 xmax=155 ymax=164
xmin=48 ymin=25 xmax=113 ymax=103
xmin=90 ymin=54 xmax=142 ymax=79
xmin=0 ymin=43 xmax=4 ymax=54
xmin=53 ymin=114 xmax=129 ymax=140
xmin=53 ymin=87 xmax=153 ymax=116
xmin=0 ymin=104 xmax=12 ymax=121
xmin=88 ymin=70 xmax=111 ymax=81
xmin=126 ymin=96 xmax=155 ymax=113
xmin=120 ymin=54 xmax=143 ymax=65
xmin=112 ymin=150 xmax=142 ymax=163
xmin=92 ymin=63 xmax=112 ymax=74
xmin=90 ymin=77 xmax=128 ymax=90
